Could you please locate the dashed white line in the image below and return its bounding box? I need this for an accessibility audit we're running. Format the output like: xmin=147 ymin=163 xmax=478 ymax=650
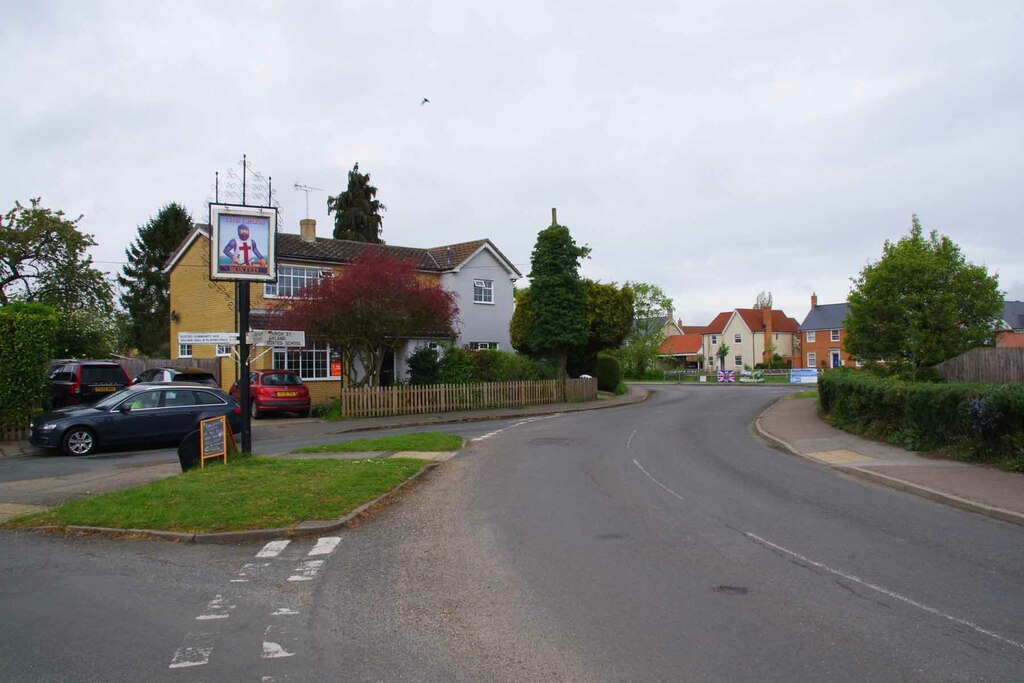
xmin=196 ymin=594 xmax=235 ymax=620
xmin=308 ymin=536 xmax=341 ymax=556
xmin=262 ymin=625 xmax=296 ymax=659
xmin=256 ymin=540 xmax=291 ymax=558
xmin=272 ymin=607 xmax=300 ymax=616
xmin=744 ymin=531 xmax=1024 ymax=652
xmin=287 ymin=559 xmax=325 ymax=582
xmin=169 ymin=632 xmax=215 ymax=668
xmin=632 ymin=458 xmax=684 ymax=501
xmin=470 ymin=414 xmax=563 ymax=443
xmin=626 ymin=429 xmax=637 ymax=449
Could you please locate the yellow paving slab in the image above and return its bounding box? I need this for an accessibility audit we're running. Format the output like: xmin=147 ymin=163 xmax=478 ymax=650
xmin=0 ymin=502 xmax=48 ymax=523
xmin=806 ymin=449 xmax=874 ymax=465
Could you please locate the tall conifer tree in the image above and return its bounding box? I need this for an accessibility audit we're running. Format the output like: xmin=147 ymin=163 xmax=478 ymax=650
xmin=327 ymin=163 xmax=386 ymax=243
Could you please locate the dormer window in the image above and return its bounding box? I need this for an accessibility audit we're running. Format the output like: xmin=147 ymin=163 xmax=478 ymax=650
xmin=473 ymin=279 xmax=494 ymax=304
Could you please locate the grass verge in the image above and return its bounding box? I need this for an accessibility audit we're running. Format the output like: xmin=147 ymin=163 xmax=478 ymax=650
xmin=293 ymin=431 xmax=463 ymax=454
xmin=790 ymin=390 xmax=819 ymax=399
xmin=3 ymin=457 xmax=425 ymax=533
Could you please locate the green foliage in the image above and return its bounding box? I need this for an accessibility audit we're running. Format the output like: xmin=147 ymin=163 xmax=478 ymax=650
xmin=118 ymin=203 xmax=194 ymax=356
xmin=596 ymin=353 xmax=621 ymax=392
xmin=524 ymin=222 xmax=591 ymax=377
xmin=439 ymin=347 xmax=477 ymax=384
xmin=53 ymin=307 xmax=120 ymax=358
xmin=407 ymin=345 xmax=442 ymax=385
xmin=327 ymin=162 xmax=386 ymax=243
xmin=717 ymin=343 xmax=730 ymax=364
xmin=819 ymin=368 xmax=1024 ymax=468
xmin=845 ymin=215 xmax=1004 ymax=371
xmin=753 ymin=290 xmax=774 ymax=309
xmin=473 ymin=349 xmax=552 ymax=382
xmin=509 ymin=287 xmax=534 ymax=356
xmin=0 ymin=303 xmax=58 ymax=428
xmin=619 ymin=282 xmax=672 ymax=376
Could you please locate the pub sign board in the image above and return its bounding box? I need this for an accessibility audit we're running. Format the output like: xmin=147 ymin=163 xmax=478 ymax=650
xmin=199 ymin=415 xmax=237 ymax=468
xmin=209 ymin=204 xmax=277 ymax=282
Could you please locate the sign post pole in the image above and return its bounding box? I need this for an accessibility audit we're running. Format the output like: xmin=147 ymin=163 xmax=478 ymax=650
xmin=238 ymin=282 xmax=252 ymax=453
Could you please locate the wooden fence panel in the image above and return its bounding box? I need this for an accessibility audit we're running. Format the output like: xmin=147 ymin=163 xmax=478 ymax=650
xmin=935 ymin=348 xmax=1024 ymax=384
xmin=336 ymin=378 xmax=596 ymax=418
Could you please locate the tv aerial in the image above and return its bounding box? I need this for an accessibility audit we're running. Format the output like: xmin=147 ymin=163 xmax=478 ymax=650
xmin=294 ymin=182 xmax=323 ymax=218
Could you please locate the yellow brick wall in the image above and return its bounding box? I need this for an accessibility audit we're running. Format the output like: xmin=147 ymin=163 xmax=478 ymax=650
xmin=169 ymin=233 xmax=445 ymax=405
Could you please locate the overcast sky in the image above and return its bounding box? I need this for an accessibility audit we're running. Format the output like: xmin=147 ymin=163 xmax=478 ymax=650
xmin=4 ymin=1 xmax=1023 ymax=327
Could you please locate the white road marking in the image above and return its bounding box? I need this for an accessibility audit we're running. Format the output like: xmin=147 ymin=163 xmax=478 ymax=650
xmin=262 ymin=625 xmax=297 ymax=659
xmin=470 ymin=414 xmax=563 ymax=443
xmin=287 ymin=559 xmax=325 ymax=582
xmin=256 ymin=540 xmax=291 ymax=558
xmin=196 ymin=594 xmax=235 ymax=620
xmin=272 ymin=607 xmax=300 ymax=616
xmin=744 ymin=531 xmax=1024 ymax=652
xmin=308 ymin=536 xmax=341 ymax=556
xmin=626 ymin=429 xmax=637 ymax=449
xmin=632 ymin=458 xmax=684 ymax=501
xmin=168 ymin=632 xmax=214 ymax=668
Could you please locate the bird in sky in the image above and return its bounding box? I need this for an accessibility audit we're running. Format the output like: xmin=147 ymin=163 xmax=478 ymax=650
xmin=421 ymin=97 xmax=430 ymax=106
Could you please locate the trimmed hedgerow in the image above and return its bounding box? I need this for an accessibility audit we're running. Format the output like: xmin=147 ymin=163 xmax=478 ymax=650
xmin=819 ymin=367 xmax=1024 ymax=469
xmin=596 ymin=353 xmax=621 ymax=392
xmin=0 ymin=302 xmax=58 ymax=429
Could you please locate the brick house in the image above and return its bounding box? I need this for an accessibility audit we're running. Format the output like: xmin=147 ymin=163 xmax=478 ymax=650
xmin=995 ymin=301 xmax=1024 ymax=348
xmin=700 ymin=308 xmax=799 ymax=370
xmin=162 ymin=219 xmax=521 ymax=404
xmin=796 ymin=293 xmax=851 ymax=369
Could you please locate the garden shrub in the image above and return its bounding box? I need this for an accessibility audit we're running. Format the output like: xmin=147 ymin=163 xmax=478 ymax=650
xmin=407 ymin=346 xmax=441 ymax=385
xmin=439 ymin=347 xmax=476 ymax=384
xmin=818 ymin=367 xmax=1024 ymax=468
xmin=0 ymin=302 xmax=58 ymax=429
xmin=472 ymin=349 xmax=555 ymax=382
xmin=596 ymin=353 xmax=621 ymax=392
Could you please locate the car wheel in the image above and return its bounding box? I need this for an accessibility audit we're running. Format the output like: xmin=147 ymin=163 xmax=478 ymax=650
xmin=62 ymin=427 xmax=96 ymax=457
xmin=250 ymin=401 xmax=262 ymax=420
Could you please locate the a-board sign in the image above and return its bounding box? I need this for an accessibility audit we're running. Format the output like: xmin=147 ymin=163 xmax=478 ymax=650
xmin=247 ymin=330 xmax=306 ymax=347
xmin=179 ymin=332 xmax=238 ymax=345
xmin=199 ymin=415 xmax=237 ymax=468
xmin=789 ymin=368 xmax=819 ymax=384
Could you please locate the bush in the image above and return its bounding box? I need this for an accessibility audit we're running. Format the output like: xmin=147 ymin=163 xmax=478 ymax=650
xmin=472 ymin=349 xmax=555 ymax=382
xmin=407 ymin=346 xmax=441 ymax=385
xmin=0 ymin=302 xmax=58 ymax=429
xmin=819 ymin=367 xmax=1024 ymax=468
xmin=439 ymin=347 xmax=476 ymax=384
xmin=596 ymin=353 xmax=621 ymax=392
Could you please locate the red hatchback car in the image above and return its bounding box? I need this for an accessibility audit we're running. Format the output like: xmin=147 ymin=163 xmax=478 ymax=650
xmin=230 ymin=370 xmax=311 ymax=419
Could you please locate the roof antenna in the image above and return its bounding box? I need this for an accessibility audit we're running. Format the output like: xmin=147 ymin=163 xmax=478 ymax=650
xmin=294 ymin=182 xmax=323 ymax=219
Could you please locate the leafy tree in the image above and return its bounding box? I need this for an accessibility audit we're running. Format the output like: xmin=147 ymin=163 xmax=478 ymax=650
xmin=0 ymin=198 xmax=112 ymax=308
xmin=509 ymin=287 xmax=534 ymax=356
xmin=118 ymin=203 xmax=194 ymax=356
xmin=717 ymin=343 xmax=730 ymax=369
xmin=619 ymin=282 xmax=673 ymax=376
xmin=845 ymin=216 xmax=1003 ymax=372
xmin=523 ymin=222 xmax=591 ymax=378
xmin=407 ymin=345 xmax=441 ymax=385
xmin=327 ymin=163 xmax=386 ymax=243
xmin=753 ymin=290 xmax=774 ymax=309
xmin=279 ymin=250 xmax=458 ymax=387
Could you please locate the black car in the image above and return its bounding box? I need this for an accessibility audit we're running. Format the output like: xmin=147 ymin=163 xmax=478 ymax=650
xmin=29 ymin=383 xmax=242 ymax=456
xmin=48 ymin=360 xmax=132 ymax=408
xmin=133 ymin=367 xmax=220 ymax=387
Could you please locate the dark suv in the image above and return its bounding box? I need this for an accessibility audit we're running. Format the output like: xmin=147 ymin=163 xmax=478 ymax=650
xmin=48 ymin=360 xmax=132 ymax=408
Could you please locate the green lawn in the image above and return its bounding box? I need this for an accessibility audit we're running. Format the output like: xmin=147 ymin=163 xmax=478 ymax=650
xmin=790 ymin=390 xmax=819 ymax=399
xmin=293 ymin=431 xmax=463 ymax=454
xmin=4 ymin=457 xmax=425 ymax=533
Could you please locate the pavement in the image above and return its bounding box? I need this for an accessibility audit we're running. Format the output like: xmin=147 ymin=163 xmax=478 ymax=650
xmin=757 ymin=395 xmax=1024 ymax=527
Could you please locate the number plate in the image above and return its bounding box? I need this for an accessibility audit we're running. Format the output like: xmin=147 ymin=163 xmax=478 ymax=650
xmin=278 ymin=391 xmax=297 ymax=397
xmin=94 ymin=386 xmax=116 ymax=392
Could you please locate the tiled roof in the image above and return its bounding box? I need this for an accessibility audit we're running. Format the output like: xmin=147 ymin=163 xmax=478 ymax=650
xmin=659 ymin=335 xmax=702 ymax=356
xmin=799 ymin=303 xmax=849 ymax=331
xmin=703 ymin=312 xmax=733 ymax=334
xmin=679 ymin=325 xmax=705 ymax=335
xmin=735 ymin=309 xmax=799 ymax=333
xmin=1003 ymin=301 xmax=1024 ymax=331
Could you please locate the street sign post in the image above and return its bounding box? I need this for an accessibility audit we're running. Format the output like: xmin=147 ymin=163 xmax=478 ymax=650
xmin=177 ymin=332 xmax=239 ymax=346
xmin=247 ymin=330 xmax=306 ymax=347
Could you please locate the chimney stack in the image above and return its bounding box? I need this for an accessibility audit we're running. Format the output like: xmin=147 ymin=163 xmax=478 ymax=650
xmin=811 ymin=292 xmax=818 ymax=308
xmin=763 ymin=305 xmax=774 ymax=362
xmin=551 ymin=207 xmax=558 ymax=225
xmin=300 ymin=218 xmax=316 ymax=242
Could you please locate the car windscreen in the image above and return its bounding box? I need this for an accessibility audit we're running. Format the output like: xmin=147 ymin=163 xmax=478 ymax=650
xmin=81 ymin=366 xmax=128 ymax=384
xmin=172 ymin=373 xmax=217 ymax=384
xmin=261 ymin=373 xmax=303 ymax=386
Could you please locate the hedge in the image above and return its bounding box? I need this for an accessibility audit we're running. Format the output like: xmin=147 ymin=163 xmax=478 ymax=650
xmin=0 ymin=302 xmax=58 ymax=429
xmin=596 ymin=353 xmax=621 ymax=392
xmin=819 ymin=367 xmax=1024 ymax=469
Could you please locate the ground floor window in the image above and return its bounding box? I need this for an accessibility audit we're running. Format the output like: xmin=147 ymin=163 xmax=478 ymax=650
xmin=273 ymin=341 xmax=332 ymax=379
xmin=216 ymin=344 xmax=231 ymax=357
xmin=178 ymin=343 xmax=192 ymax=358
xmin=733 ymin=355 xmax=742 ymax=367
xmin=807 ymin=352 xmax=817 ymax=367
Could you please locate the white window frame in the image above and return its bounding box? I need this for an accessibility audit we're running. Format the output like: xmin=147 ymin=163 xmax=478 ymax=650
xmin=272 ymin=341 xmax=333 ymax=380
xmin=807 ymin=352 xmax=817 ymax=367
xmin=264 ymin=265 xmax=325 ymax=299
xmin=215 ymin=344 xmax=231 ymax=357
xmin=711 ymin=335 xmax=717 ymax=345
xmin=806 ymin=331 xmax=816 ymax=342
xmin=468 ymin=341 xmax=499 ymax=350
xmin=473 ymin=279 xmax=494 ymax=304
xmin=178 ymin=343 xmax=193 ymax=358
xmin=734 ymin=355 xmax=743 ymax=367
xmin=734 ymin=333 xmax=742 ymax=344
xmin=831 ymin=329 xmax=841 ymax=342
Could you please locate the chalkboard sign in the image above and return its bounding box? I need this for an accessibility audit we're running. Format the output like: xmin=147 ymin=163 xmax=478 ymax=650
xmin=199 ymin=415 xmax=235 ymax=468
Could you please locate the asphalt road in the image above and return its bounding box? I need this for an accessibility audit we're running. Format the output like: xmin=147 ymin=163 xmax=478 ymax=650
xmin=2 ymin=385 xmax=1023 ymax=681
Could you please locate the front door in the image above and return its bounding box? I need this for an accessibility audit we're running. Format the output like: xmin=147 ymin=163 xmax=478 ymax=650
xmin=831 ymin=351 xmax=841 ymax=368
xmin=380 ymin=349 xmax=396 ymax=387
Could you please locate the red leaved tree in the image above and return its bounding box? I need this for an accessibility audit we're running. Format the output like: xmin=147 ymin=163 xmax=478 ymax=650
xmin=276 ymin=249 xmax=459 ymax=387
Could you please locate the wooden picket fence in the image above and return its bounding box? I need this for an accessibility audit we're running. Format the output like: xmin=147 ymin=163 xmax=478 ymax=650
xmin=339 ymin=377 xmax=598 ymax=418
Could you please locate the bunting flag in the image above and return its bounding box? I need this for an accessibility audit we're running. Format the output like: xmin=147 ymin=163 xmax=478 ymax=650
xmin=717 ymin=370 xmax=736 ymax=383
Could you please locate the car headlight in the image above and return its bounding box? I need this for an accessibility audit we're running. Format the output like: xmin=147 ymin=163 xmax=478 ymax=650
xmin=37 ymin=423 xmax=58 ymax=431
